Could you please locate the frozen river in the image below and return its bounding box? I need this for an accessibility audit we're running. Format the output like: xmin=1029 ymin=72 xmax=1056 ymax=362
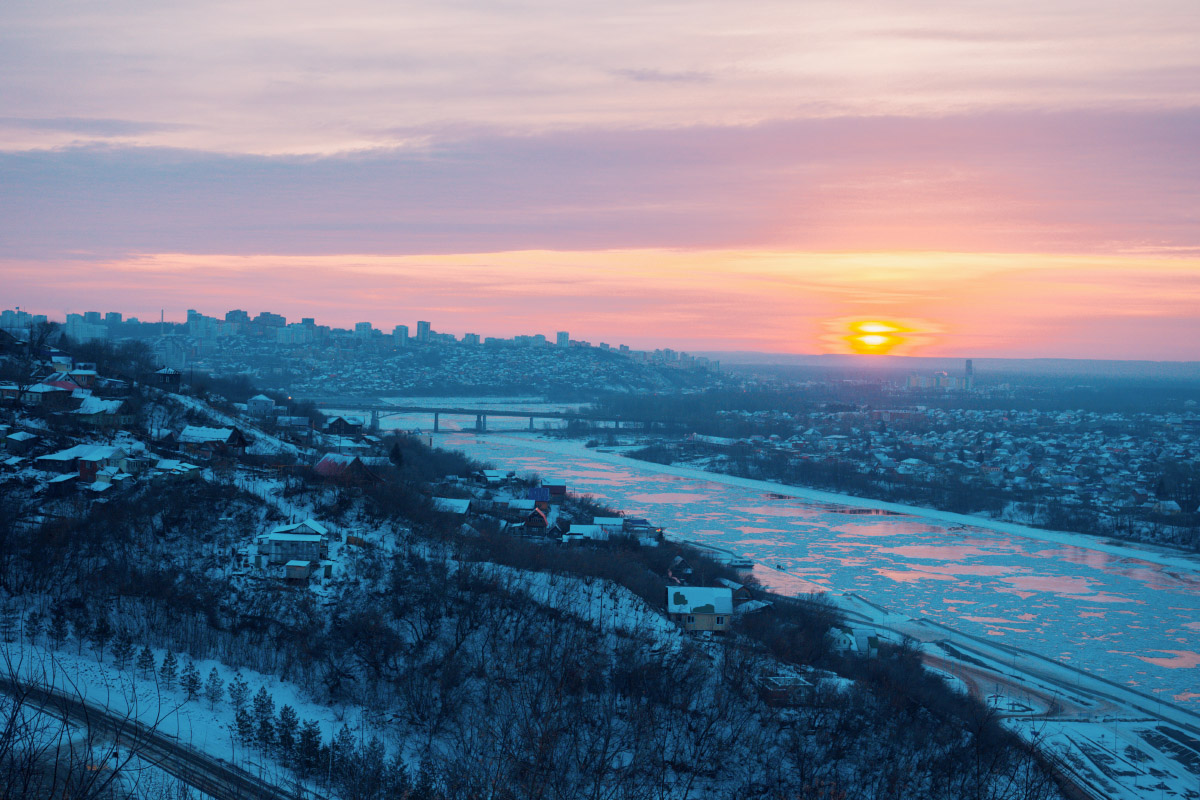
xmin=347 ymin=403 xmax=1200 ymax=712
xmin=430 ymin=427 xmax=1200 ymax=711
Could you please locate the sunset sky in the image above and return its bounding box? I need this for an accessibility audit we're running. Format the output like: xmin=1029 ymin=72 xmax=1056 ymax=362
xmin=2 ymin=0 xmax=1198 ymax=358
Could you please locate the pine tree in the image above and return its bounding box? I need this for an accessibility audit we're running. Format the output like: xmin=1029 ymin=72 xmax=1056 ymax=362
xmin=228 ymin=673 xmax=250 ymax=714
xmin=136 ymin=645 xmax=155 ymax=679
xmin=70 ymin=609 xmax=89 ymax=656
xmin=252 ymin=687 xmax=275 ymax=750
xmin=23 ymin=610 xmax=42 ymax=645
xmin=181 ymin=660 xmax=202 ymax=701
xmin=361 ymin=736 xmax=386 ymax=796
xmin=88 ymin=616 xmax=113 ymax=661
xmin=385 ymin=755 xmax=412 ymax=797
xmin=296 ymin=720 xmax=323 ymax=777
xmin=331 ymin=725 xmax=356 ymax=782
xmin=256 ymin=715 xmax=275 ymax=751
xmin=159 ymin=649 xmax=178 ymax=690
xmin=235 ymin=707 xmax=255 ymax=745
xmin=413 ymin=757 xmax=438 ymax=799
xmin=47 ymin=604 xmax=68 ymax=649
xmin=204 ymin=668 xmax=224 ymax=709
xmin=251 ymin=686 xmax=274 ymax=723
xmin=276 ymin=705 xmax=299 ymax=761
xmin=111 ymin=629 xmax=134 ymax=669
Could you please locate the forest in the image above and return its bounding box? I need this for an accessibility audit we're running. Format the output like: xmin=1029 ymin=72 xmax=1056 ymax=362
xmin=0 ymin=400 xmax=1067 ymax=799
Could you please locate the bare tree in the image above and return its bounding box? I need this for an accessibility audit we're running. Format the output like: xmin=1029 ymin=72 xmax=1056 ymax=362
xmin=0 ymin=647 xmax=155 ymax=799
xmin=0 ymin=321 xmax=58 ymax=407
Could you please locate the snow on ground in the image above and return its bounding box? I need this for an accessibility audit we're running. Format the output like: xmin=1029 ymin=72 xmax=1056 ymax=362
xmin=0 ymin=640 xmax=372 ymax=792
xmin=480 ymin=562 xmax=681 ymax=643
xmin=167 ymin=392 xmax=306 ymax=458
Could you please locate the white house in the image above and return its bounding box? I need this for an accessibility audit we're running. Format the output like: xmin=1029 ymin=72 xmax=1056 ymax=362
xmin=263 ymin=519 xmax=329 ymax=565
xmin=247 ymin=394 xmax=277 ymax=418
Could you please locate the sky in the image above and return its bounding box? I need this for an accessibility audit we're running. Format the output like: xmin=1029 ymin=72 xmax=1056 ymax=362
xmin=2 ymin=0 xmax=1198 ymax=358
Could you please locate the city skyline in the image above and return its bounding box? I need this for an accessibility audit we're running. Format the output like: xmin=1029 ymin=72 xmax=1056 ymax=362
xmin=3 ymin=1 xmax=1199 ymax=359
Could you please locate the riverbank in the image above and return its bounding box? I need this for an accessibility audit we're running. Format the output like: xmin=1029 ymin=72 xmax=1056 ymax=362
xmin=483 ymin=431 xmax=1200 ymax=576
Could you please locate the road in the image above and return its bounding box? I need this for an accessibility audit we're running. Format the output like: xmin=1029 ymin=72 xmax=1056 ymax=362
xmin=0 ymin=677 xmax=311 ymax=800
xmin=827 ymin=602 xmax=1200 ymax=799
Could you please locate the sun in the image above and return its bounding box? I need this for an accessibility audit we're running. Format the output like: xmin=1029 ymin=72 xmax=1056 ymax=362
xmin=846 ymin=320 xmax=905 ymax=354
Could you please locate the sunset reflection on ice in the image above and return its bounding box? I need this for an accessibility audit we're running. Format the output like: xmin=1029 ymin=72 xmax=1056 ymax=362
xmin=411 ymin=428 xmax=1200 ymax=708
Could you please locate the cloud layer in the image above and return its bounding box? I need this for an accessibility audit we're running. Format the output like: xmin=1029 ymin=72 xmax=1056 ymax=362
xmin=2 ymin=0 xmax=1199 ymax=153
xmin=4 ymin=111 xmax=1198 ymax=259
xmin=2 ymin=0 xmax=1198 ymax=357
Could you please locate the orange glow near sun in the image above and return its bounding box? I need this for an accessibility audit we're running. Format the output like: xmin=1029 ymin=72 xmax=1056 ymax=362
xmin=847 ymin=320 xmax=905 ymax=354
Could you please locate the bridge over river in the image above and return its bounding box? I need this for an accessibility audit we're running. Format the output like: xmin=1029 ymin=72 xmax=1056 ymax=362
xmin=311 ymin=400 xmax=668 ymax=432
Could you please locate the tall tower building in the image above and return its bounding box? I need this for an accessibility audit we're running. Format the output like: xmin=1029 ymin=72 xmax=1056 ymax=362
xmin=556 ymin=331 xmax=569 ymax=348
xmin=417 ymin=320 xmax=431 ymax=342
xmin=393 ymin=324 xmax=409 ymax=347
xmin=965 ymin=359 xmax=975 ymax=390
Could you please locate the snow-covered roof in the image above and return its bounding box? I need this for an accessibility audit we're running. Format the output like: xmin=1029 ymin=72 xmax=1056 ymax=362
xmin=507 ymin=499 xmax=536 ymax=511
xmin=271 ymin=519 xmax=328 ymax=536
xmin=6 ymin=431 xmax=37 ymax=442
xmin=734 ymin=599 xmax=773 ymax=615
xmin=37 ymin=444 xmax=126 ymax=463
xmin=18 ymin=383 xmax=69 ymax=394
xmin=269 ymin=532 xmax=324 ymax=543
xmin=433 ymin=497 xmax=471 ymax=515
xmin=48 ymin=472 xmax=79 ymax=483
xmin=249 ymin=394 xmax=273 ymax=402
xmin=154 ymin=458 xmax=200 ymax=472
xmin=73 ymin=396 xmax=125 ymax=415
xmin=667 ymin=587 xmax=733 ymax=615
xmin=592 ymin=516 xmax=624 ymax=528
xmin=179 ymin=425 xmax=236 ymax=444
xmin=285 ymin=559 xmax=312 ymax=567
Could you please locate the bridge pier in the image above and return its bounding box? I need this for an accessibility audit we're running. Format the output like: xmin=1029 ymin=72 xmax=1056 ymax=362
xmin=475 ymin=414 xmax=486 ymax=432
xmin=529 ymin=416 xmax=535 ymax=431
xmin=433 ymin=412 xmax=439 ymax=433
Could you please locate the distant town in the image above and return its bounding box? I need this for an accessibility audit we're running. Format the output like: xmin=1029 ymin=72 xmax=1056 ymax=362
xmin=1 ymin=306 xmax=719 ymax=398
xmin=4 ymin=303 xmax=1197 ymax=556
xmin=3 ymin=301 xmax=1200 ymax=798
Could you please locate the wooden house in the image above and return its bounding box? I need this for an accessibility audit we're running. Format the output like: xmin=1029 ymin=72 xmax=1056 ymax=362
xmin=525 ymin=507 xmax=548 ymax=533
xmin=36 ymin=445 xmax=128 ymax=482
xmin=4 ymin=430 xmax=38 ymax=455
xmin=72 ymin=396 xmax=134 ymax=428
xmin=178 ymin=425 xmax=248 ymax=459
xmin=313 ymin=453 xmax=380 ymax=485
xmin=716 ymin=578 xmax=755 ymax=604
xmin=150 ymin=367 xmax=182 ymax=392
xmin=325 ymin=416 xmax=364 ymax=437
